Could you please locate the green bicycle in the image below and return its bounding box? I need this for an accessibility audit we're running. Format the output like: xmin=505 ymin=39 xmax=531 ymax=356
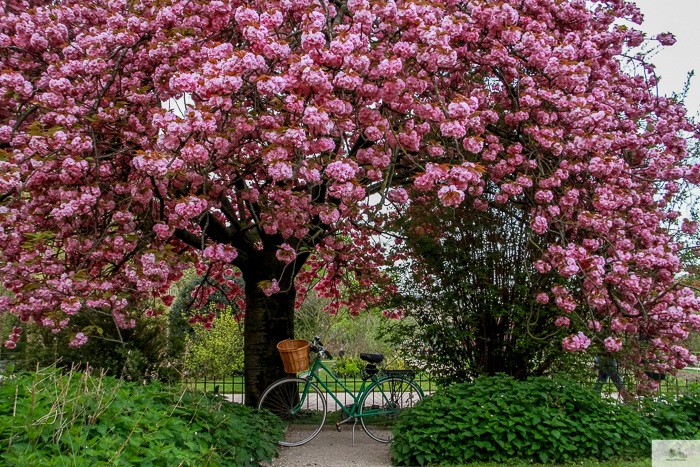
xmin=258 ymin=336 xmax=424 ymax=446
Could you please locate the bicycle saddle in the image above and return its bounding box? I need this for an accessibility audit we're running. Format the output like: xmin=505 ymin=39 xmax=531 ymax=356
xmin=360 ymin=353 xmax=384 ymax=364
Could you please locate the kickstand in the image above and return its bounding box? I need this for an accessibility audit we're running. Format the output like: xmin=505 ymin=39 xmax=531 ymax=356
xmin=352 ymin=418 xmax=358 ymax=446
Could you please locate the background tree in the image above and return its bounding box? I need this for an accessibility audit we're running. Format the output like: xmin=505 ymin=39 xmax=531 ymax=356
xmin=169 ymin=269 xmax=245 ymax=360
xmin=2 ymin=0 xmax=700 ymax=404
xmin=185 ymin=305 xmax=245 ymax=379
xmin=384 ymin=194 xmax=571 ymax=384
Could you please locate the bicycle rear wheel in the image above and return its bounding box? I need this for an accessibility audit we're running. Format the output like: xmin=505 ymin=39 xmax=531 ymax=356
xmin=359 ymin=376 xmax=423 ymax=443
xmin=258 ymin=377 xmax=327 ymax=447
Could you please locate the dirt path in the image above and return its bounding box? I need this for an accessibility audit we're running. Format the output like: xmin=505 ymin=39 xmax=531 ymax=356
xmin=265 ymin=427 xmax=393 ymax=467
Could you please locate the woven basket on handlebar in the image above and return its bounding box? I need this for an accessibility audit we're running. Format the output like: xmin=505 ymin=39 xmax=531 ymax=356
xmin=277 ymin=339 xmax=310 ymax=373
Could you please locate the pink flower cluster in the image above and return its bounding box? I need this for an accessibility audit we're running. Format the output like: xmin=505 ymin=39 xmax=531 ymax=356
xmin=562 ymin=332 xmax=591 ymax=352
xmin=262 ymin=279 xmax=281 ymax=297
xmin=68 ymin=332 xmax=88 ymax=348
xmin=4 ymin=326 xmax=22 ymax=349
xmin=382 ymin=309 xmax=403 ymax=320
xmin=189 ymin=311 xmax=216 ymax=330
xmin=604 ymin=337 xmax=623 ymax=352
xmin=275 ymin=243 xmax=296 ymax=264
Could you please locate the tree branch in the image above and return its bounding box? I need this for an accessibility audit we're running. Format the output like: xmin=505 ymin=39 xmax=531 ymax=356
xmin=11 ymin=104 xmax=39 ymax=135
xmin=174 ymin=228 xmax=204 ymax=250
xmin=219 ymin=194 xmax=242 ymax=231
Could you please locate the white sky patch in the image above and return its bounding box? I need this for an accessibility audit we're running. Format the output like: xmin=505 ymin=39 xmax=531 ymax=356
xmin=619 ymin=0 xmax=700 ymax=117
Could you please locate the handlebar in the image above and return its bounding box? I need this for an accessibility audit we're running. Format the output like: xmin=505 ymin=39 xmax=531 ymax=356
xmin=311 ymin=336 xmax=332 ymax=360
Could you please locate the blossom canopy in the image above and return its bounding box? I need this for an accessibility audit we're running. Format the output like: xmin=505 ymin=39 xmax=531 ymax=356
xmin=0 ymin=0 xmax=699 ymax=391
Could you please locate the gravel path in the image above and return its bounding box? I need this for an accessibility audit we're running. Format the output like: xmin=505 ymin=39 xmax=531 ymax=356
xmin=265 ymin=427 xmax=393 ymax=467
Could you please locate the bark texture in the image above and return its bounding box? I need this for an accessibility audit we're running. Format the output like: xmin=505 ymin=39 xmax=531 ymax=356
xmin=241 ymin=255 xmax=297 ymax=408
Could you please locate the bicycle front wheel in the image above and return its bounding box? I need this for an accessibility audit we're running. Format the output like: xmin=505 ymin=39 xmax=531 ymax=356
xmin=258 ymin=377 xmax=327 ymax=447
xmin=359 ymin=376 xmax=423 ymax=443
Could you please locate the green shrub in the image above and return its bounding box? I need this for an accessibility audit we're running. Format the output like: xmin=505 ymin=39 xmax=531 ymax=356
xmin=332 ymin=356 xmax=366 ymax=376
xmin=18 ymin=303 xmax=178 ymax=383
xmin=643 ymin=384 xmax=700 ymax=440
xmin=391 ymin=375 xmax=652 ymax=465
xmin=185 ymin=307 xmax=244 ymax=379
xmin=0 ymin=367 xmax=283 ymax=466
xmin=169 ymin=271 xmax=245 ymax=362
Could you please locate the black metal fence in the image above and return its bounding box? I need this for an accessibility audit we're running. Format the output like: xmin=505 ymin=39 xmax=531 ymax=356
xmin=186 ymin=369 xmax=699 ymax=405
xmin=185 ymin=372 xmax=438 ymax=406
xmin=579 ymin=370 xmax=698 ymax=400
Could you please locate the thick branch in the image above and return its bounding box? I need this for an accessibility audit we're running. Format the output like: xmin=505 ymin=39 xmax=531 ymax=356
xmin=198 ymin=212 xmax=232 ymax=244
xmin=0 ymin=189 xmax=15 ymax=203
xmin=12 ymin=104 xmax=39 ymax=134
xmin=219 ymin=194 xmax=242 ymax=231
xmin=174 ymin=228 xmax=204 ymax=250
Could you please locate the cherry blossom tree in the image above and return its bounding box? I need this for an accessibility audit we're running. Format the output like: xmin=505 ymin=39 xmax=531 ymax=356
xmin=1 ymin=0 xmax=700 ymax=403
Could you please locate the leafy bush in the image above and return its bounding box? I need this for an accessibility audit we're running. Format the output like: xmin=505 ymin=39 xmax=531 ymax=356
xmin=391 ymin=375 xmax=652 ymax=465
xmin=332 ymin=356 xmax=365 ymax=376
xmin=0 ymin=367 xmax=282 ymax=466
xmin=643 ymin=385 xmax=700 ymax=440
xmin=185 ymin=307 xmax=244 ymax=379
xmin=18 ymin=302 xmax=178 ymax=383
xmin=169 ymin=270 xmax=245 ymax=366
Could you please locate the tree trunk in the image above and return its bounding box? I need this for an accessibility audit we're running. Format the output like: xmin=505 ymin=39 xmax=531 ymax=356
xmin=243 ymin=283 xmax=296 ymax=408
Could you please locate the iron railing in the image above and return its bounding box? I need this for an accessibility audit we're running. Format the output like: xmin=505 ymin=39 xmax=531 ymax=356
xmin=185 ymin=372 xmax=438 ymax=406
xmin=186 ymin=369 xmax=700 ymax=405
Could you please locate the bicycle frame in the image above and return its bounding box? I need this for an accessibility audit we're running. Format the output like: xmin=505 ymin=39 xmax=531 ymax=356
xmin=296 ymin=356 xmax=402 ymax=418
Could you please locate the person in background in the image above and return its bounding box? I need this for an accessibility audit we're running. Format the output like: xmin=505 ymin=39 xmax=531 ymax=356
xmin=594 ymin=354 xmax=624 ymax=393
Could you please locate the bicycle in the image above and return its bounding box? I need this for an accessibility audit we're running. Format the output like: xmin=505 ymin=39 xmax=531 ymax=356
xmin=258 ymin=336 xmax=424 ymax=446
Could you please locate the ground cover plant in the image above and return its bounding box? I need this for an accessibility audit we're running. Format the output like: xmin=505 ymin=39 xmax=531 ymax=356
xmin=0 ymin=367 xmax=283 ymax=466
xmin=391 ymin=375 xmax=700 ymax=466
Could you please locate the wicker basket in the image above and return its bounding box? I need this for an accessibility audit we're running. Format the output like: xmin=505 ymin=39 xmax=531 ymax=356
xmin=277 ymin=339 xmax=311 ymax=373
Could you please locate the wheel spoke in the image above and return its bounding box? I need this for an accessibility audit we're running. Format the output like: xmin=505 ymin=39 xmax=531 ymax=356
xmin=258 ymin=378 xmax=327 ymax=446
xmin=360 ymin=377 xmax=423 ymax=443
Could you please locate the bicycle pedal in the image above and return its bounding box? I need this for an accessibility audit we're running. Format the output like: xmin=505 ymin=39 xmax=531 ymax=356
xmin=336 ymin=423 xmax=342 ymax=432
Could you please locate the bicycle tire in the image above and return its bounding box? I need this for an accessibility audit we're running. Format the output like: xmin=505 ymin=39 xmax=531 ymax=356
xmin=258 ymin=377 xmax=327 ymax=447
xmin=358 ymin=376 xmax=423 ymax=443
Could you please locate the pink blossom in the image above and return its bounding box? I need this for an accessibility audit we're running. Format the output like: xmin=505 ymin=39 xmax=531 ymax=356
xmin=604 ymin=337 xmax=623 ymax=352
xmin=387 ymin=188 xmax=409 ymax=204
xmin=276 ymin=243 xmax=296 ymax=264
xmin=531 ymin=216 xmax=548 ymax=235
xmin=562 ymin=332 xmax=591 ymax=352
xmin=326 ymin=161 xmax=358 ymax=183
xmin=536 ymin=293 xmax=549 ymax=304
xmin=463 ymin=137 xmax=484 ymax=153
xmin=656 ymin=33 xmax=677 ymax=46
xmin=61 ymin=300 xmax=82 ymax=315
xmin=262 ymin=279 xmax=280 ymax=297
xmin=555 ymin=316 xmax=570 ymax=327
xmin=438 ymin=185 xmax=465 ymax=207
xmin=69 ymin=332 xmax=88 ymax=348
xmin=4 ymin=340 xmax=16 ymax=349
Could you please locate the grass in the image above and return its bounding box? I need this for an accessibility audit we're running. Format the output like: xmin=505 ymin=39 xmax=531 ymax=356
xmin=432 ymin=459 xmax=651 ymax=467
